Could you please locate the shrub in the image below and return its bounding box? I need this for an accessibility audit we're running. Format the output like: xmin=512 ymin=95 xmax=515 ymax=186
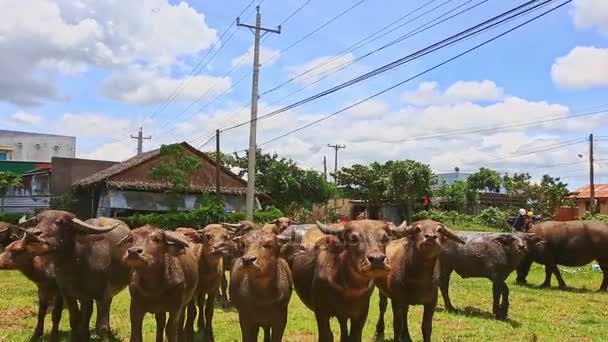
xmin=582 ymin=212 xmax=608 ymax=223
xmin=0 ymin=213 xmax=26 ymax=224
xmin=477 ymin=207 xmax=508 ymax=229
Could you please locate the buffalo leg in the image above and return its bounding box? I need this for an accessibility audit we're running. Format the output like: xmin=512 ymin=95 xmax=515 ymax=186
xmin=375 ymin=292 xmax=388 ymax=337
xmin=349 ymin=315 xmax=368 ymax=342
xmin=500 ymin=281 xmax=510 ymax=320
xmin=392 ymin=303 xmax=408 ymax=342
xmin=598 ymin=260 xmax=608 ymax=291
xmin=166 ymin=308 xmax=184 ymax=342
xmin=337 ymin=317 xmax=348 ymax=342
xmin=439 ymin=269 xmax=456 ymax=312
xmin=219 ymin=272 xmax=229 ymax=307
xmin=63 ymin=295 xmax=82 ymax=341
xmin=80 ymin=299 xmax=94 ymax=341
xmin=239 ymin=316 xmax=258 ymax=342
xmin=314 ymin=312 xmax=333 ymax=342
xmin=492 ymin=281 xmax=501 ymax=318
xmin=271 ymin=308 xmax=287 ymax=342
xmin=204 ymin=293 xmax=216 ymax=341
xmin=32 ymin=289 xmax=49 ymax=340
xmin=155 ymin=313 xmax=166 ymax=342
xmin=516 ymin=257 xmax=533 ymax=284
xmin=263 ymin=326 xmax=271 ymax=342
xmin=49 ymin=294 xmax=63 ymax=342
xmin=129 ymin=302 xmax=144 ymax=342
xmin=197 ymin=294 xmax=205 ymax=333
xmin=184 ymin=300 xmax=197 ymax=341
xmin=95 ymin=296 xmax=113 ymax=341
xmin=540 ymin=265 xmax=553 ymax=288
xmin=421 ymin=300 xmax=436 ymax=342
xmin=551 ymin=265 xmax=567 ymax=289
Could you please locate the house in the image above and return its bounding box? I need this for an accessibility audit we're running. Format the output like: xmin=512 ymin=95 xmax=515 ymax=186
xmin=571 ymin=184 xmax=608 ymax=217
xmin=0 ymin=130 xmax=75 ymax=162
xmin=72 ymin=142 xmax=262 ymax=218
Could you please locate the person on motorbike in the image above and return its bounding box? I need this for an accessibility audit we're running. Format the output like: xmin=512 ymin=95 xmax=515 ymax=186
xmin=512 ymin=208 xmax=527 ymax=232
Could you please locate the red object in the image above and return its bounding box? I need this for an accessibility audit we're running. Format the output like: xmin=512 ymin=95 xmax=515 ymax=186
xmin=423 ymin=197 xmax=430 ymax=206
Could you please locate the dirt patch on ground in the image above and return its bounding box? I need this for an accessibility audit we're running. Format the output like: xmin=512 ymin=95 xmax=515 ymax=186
xmin=0 ymin=307 xmax=36 ymax=330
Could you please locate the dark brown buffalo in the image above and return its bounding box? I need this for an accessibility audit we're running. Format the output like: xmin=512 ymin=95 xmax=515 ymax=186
xmin=262 ymin=217 xmax=298 ymax=235
xmin=119 ymin=225 xmax=199 ymax=342
xmin=282 ymin=220 xmax=397 ymax=341
xmin=21 ymin=211 xmax=130 ymax=341
xmin=0 ymin=238 xmax=62 ymax=341
xmin=177 ymin=225 xmax=235 ymax=341
xmin=217 ymin=221 xmax=255 ymax=307
xmin=0 ymin=221 xmax=23 ymax=248
xmin=230 ymin=230 xmax=292 ymax=342
xmin=516 ymin=220 xmax=608 ymax=291
xmin=375 ymin=220 xmax=465 ymax=342
xmin=439 ymin=232 xmax=532 ymax=320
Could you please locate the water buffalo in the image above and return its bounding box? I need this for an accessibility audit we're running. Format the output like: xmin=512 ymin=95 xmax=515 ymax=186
xmin=0 ymin=221 xmax=23 ymax=248
xmin=119 ymin=225 xmax=199 ymax=342
xmin=178 ymin=225 xmax=235 ymax=341
xmin=230 ymin=230 xmax=292 ymax=342
xmin=21 ymin=211 xmax=130 ymax=341
xmin=262 ymin=217 xmax=298 ymax=235
xmin=439 ymin=232 xmax=532 ymax=320
xmin=278 ymin=222 xmax=344 ymax=249
xmin=516 ymin=220 xmax=608 ymax=291
xmin=282 ymin=220 xmax=397 ymax=341
xmin=375 ymin=220 xmax=465 ymax=342
xmin=217 ymin=221 xmax=255 ymax=307
xmin=0 ymin=238 xmax=62 ymax=341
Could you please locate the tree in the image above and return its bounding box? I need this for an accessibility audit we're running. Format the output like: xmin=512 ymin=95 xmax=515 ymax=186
xmin=502 ymin=173 xmax=570 ymax=217
xmin=0 ymin=172 xmax=22 ymax=213
xmin=385 ymin=160 xmax=435 ymax=222
xmin=434 ymin=179 xmax=468 ymax=212
xmin=466 ymin=167 xmax=502 ymax=207
xmin=151 ymin=144 xmax=201 ymax=210
xmin=333 ymin=162 xmax=390 ymax=207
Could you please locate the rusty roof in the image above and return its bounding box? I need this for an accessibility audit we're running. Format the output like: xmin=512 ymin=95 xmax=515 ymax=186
xmin=571 ymin=184 xmax=608 ymax=199
xmin=72 ymin=142 xmax=247 ymax=190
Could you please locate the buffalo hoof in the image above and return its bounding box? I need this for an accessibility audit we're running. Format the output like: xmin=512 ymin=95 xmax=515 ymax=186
xmin=596 ymin=288 xmax=607 ymax=293
xmin=445 ymin=306 xmax=457 ymax=313
xmin=48 ymin=331 xmax=60 ymax=342
xmin=515 ymin=278 xmax=527 ymax=285
xmin=29 ymin=333 xmax=42 ymax=341
xmin=539 ymin=283 xmax=551 ymax=288
xmin=558 ymin=284 xmax=568 ymax=290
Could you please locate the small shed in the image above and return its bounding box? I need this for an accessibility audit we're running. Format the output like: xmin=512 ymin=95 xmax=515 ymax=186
xmin=73 ymin=142 xmax=263 ymax=218
xmin=571 ymin=184 xmax=608 ymax=217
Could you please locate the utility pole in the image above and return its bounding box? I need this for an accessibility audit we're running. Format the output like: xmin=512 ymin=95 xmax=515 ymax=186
xmin=215 ymin=129 xmax=221 ymax=197
xmin=589 ymin=133 xmax=596 ymax=214
xmin=131 ymin=127 xmax=151 ymax=156
xmin=327 ymin=144 xmax=346 ymax=181
xmin=323 ymin=156 xmax=328 ymax=182
xmin=237 ymin=6 xmax=281 ymax=220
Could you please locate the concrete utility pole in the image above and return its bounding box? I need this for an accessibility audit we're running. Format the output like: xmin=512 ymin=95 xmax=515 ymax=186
xmin=238 ymin=6 xmax=281 ymax=220
xmin=323 ymin=156 xmax=328 ymax=182
xmin=589 ymin=133 xmax=596 ymax=214
xmin=215 ymin=129 xmax=221 ymax=197
xmin=131 ymin=127 xmax=151 ymax=156
xmin=328 ymin=144 xmax=346 ymax=181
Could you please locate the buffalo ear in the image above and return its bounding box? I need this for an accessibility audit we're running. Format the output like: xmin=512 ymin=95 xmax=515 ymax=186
xmin=437 ymin=225 xmax=465 ymax=244
xmin=182 ymin=231 xmax=203 ymax=244
xmin=493 ymin=234 xmax=516 ymax=245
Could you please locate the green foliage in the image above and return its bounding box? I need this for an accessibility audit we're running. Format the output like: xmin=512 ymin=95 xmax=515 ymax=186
xmin=582 ymin=212 xmax=608 ymax=223
xmin=217 ymin=148 xmax=333 ymax=211
xmin=0 ymin=212 xmax=27 ymax=224
xmin=434 ymin=179 xmax=468 ymax=212
xmin=0 ymin=171 xmax=22 ymax=213
xmin=502 ymin=173 xmax=570 ymax=217
xmin=50 ymin=193 xmax=78 ymax=212
xmin=151 ymin=144 xmax=201 ymax=210
xmin=467 ymin=167 xmax=502 ymax=193
xmin=477 ymin=206 xmax=509 ymax=229
xmin=333 ymin=162 xmax=389 ymax=206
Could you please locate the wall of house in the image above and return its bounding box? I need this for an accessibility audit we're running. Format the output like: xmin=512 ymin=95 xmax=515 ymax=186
xmin=51 ymin=157 xmax=117 ymax=195
xmin=0 ymin=130 xmax=75 ymax=162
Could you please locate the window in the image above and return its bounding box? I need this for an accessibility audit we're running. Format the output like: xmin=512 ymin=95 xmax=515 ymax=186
xmin=0 ymin=152 xmax=7 ymax=160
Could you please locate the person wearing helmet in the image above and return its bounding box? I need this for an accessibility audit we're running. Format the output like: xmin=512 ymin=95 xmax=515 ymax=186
xmin=523 ymin=211 xmax=535 ymax=231
xmin=512 ymin=208 xmax=527 ymax=232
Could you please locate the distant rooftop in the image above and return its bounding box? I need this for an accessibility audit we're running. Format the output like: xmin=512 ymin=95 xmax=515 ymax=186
xmin=572 ymin=184 xmax=608 ymax=199
xmin=0 ymin=129 xmax=75 ymax=139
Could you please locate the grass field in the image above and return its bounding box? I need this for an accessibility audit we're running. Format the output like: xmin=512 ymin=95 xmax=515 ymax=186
xmin=0 ymin=263 xmax=606 ymax=341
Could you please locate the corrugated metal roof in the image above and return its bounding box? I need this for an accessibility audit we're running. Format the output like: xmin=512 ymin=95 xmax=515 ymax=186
xmin=572 ymin=184 xmax=608 ymax=199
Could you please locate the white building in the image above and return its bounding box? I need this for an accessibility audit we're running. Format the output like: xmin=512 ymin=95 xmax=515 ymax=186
xmin=0 ymin=130 xmax=76 ymax=162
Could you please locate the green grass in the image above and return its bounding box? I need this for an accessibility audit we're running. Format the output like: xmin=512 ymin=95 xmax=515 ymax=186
xmin=0 ymin=264 xmax=606 ymax=341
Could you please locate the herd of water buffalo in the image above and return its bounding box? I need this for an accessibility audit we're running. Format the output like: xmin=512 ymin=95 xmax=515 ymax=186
xmin=0 ymin=210 xmax=607 ymax=342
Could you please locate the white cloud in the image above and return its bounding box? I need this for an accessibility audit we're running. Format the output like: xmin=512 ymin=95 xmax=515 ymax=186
xmin=231 ymin=46 xmax=280 ymax=68
xmin=79 ymin=139 xmax=136 ymax=162
xmin=288 ymin=54 xmax=356 ymax=86
xmin=401 ymin=80 xmax=504 ymax=106
xmin=10 ymin=111 xmax=42 ymax=125
xmin=0 ymin=0 xmax=217 ymax=105
xmin=58 ymin=113 xmax=131 ymax=138
xmin=551 ymin=46 xmax=608 ymax=89
xmin=346 ymin=100 xmax=387 ymax=120
xmin=100 ymin=67 xmax=231 ymax=105
xmin=572 ymin=0 xmax=608 ymax=34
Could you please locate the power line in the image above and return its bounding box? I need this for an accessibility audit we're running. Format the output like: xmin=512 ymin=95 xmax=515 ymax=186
xmin=233 ymin=0 xmax=572 ymax=151
xmin=488 ymin=139 xmax=586 ymax=162
xmin=277 ymin=0 xmax=313 ymax=26
xmin=223 ymin=0 xmax=564 ymax=133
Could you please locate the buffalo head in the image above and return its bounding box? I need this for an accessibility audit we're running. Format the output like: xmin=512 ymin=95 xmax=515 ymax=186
xmin=400 ymin=220 xmax=465 ymax=259
xmin=178 ymin=224 xmax=236 ymax=257
xmin=20 ymin=210 xmax=120 ymax=255
xmin=0 ymin=238 xmax=29 ymax=270
xmin=118 ymin=225 xmax=190 ymax=270
xmin=233 ymin=230 xmax=289 ymax=276
xmin=315 ymin=220 xmax=401 ymax=278
xmin=264 ymin=217 xmax=298 ymax=234
xmin=221 ymin=221 xmax=256 ymax=236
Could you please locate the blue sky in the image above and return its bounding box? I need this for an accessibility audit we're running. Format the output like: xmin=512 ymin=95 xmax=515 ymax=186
xmin=1 ymin=0 xmax=607 ymax=189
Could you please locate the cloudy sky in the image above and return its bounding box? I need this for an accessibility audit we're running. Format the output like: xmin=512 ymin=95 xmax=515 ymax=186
xmin=1 ymin=0 xmax=607 ymax=189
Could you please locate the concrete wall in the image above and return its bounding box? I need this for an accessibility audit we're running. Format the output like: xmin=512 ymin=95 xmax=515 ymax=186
xmin=0 ymin=130 xmax=75 ymax=162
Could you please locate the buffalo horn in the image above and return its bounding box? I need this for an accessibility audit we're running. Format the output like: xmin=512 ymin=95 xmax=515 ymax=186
xmin=72 ymin=218 xmax=120 ymax=234
xmin=221 ymin=223 xmax=242 ymax=231
xmin=165 ymin=231 xmax=190 ymax=249
xmin=18 ymin=215 xmax=37 ymax=226
xmin=437 ymin=225 xmax=466 ymax=244
xmin=388 ymin=220 xmax=408 ymax=233
xmin=0 ymin=226 xmax=8 ymax=233
xmin=315 ymin=221 xmax=342 ymax=235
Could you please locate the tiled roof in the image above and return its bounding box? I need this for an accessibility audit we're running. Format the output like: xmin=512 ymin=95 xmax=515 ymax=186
xmin=572 ymin=184 xmax=608 ymax=199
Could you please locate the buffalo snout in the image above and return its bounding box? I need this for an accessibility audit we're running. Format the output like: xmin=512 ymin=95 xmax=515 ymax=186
xmin=128 ymin=247 xmax=143 ymax=256
xmin=241 ymin=255 xmax=257 ymax=265
xmin=367 ymin=254 xmax=386 ymax=266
